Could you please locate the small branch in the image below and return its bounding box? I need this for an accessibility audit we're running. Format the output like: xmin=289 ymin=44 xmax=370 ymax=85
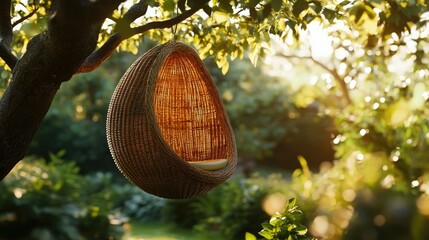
xmin=12 ymin=7 xmax=39 ymax=27
xmin=279 ymin=53 xmax=352 ymax=105
xmin=0 ymin=0 xmax=13 ymax=47
xmin=0 ymin=44 xmax=17 ymax=69
xmin=0 ymin=0 xmax=17 ymax=70
xmin=127 ymin=3 xmax=205 ymax=38
xmin=77 ymin=33 xmax=122 ymax=73
xmin=108 ymin=16 xmax=119 ymax=22
xmin=77 ymin=0 xmax=209 ymax=73
xmin=122 ymin=0 xmax=149 ymax=24
xmin=114 ymin=0 xmax=149 ymax=39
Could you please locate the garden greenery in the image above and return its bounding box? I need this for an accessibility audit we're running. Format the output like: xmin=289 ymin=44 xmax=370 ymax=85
xmin=0 ymin=154 xmax=166 ymax=239
xmin=246 ymin=198 xmax=316 ymax=240
xmin=0 ymin=154 xmax=124 ymax=239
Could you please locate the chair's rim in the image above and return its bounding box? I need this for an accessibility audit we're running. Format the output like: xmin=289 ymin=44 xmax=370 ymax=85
xmin=143 ymin=41 xmax=237 ymax=183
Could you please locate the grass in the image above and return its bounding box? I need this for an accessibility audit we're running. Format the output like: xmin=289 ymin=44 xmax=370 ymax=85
xmin=122 ymin=221 xmax=211 ymax=240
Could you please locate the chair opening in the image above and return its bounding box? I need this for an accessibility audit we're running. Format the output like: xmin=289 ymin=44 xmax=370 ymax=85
xmin=153 ymin=51 xmax=228 ymax=166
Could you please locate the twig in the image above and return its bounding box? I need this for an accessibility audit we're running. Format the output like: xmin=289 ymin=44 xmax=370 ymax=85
xmin=77 ymin=0 xmax=209 ymax=73
xmin=12 ymin=7 xmax=39 ymax=27
xmin=121 ymin=0 xmax=149 ymax=24
xmin=279 ymin=53 xmax=352 ymax=105
xmin=0 ymin=0 xmax=13 ymax=47
xmin=0 ymin=44 xmax=17 ymax=69
xmin=128 ymin=4 xmax=206 ymax=38
xmin=0 ymin=0 xmax=17 ymax=70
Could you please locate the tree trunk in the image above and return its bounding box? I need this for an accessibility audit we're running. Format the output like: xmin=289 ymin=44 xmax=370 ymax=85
xmin=0 ymin=2 xmax=122 ymax=179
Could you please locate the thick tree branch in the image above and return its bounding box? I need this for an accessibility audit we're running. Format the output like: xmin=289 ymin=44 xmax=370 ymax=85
xmin=77 ymin=33 xmax=122 ymax=73
xmin=0 ymin=0 xmax=125 ymax=180
xmin=0 ymin=44 xmax=17 ymax=68
xmin=279 ymin=53 xmax=352 ymax=105
xmin=77 ymin=0 xmax=209 ymax=73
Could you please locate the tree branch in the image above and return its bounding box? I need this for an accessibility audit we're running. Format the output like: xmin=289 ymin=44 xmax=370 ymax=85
xmin=77 ymin=0 xmax=209 ymax=73
xmin=0 ymin=0 xmax=17 ymax=70
xmin=279 ymin=53 xmax=352 ymax=105
xmin=12 ymin=7 xmax=39 ymax=27
xmin=0 ymin=44 xmax=17 ymax=69
xmin=127 ymin=2 xmax=207 ymax=37
xmin=0 ymin=0 xmax=13 ymax=47
xmin=121 ymin=0 xmax=149 ymax=24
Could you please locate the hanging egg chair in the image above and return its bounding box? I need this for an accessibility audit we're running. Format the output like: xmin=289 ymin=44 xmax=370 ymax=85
xmin=106 ymin=41 xmax=237 ymax=199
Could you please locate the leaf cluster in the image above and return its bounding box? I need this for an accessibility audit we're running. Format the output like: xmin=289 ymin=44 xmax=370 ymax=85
xmin=246 ymin=198 xmax=316 ymax=240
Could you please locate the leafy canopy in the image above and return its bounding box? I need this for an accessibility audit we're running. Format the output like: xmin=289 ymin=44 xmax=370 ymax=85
xmin=3 ymin=0 xmax=428 ymax=80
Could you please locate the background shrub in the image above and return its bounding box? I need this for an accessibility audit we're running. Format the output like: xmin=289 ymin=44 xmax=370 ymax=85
xmin=162 ymin=174 xmax=290 ymax=239
xmin=0 ymin=154 xmax=125 ymax=240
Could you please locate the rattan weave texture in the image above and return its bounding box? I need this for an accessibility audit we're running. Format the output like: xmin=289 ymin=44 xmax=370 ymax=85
xmin=106 ymin=42 xmax=237 ymax=199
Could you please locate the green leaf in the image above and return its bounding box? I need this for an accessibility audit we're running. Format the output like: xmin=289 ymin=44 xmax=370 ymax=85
xmin=159 ymin=0 xmax=175 ymax=11
xmin=221 ymin=61 xmax=230 ymax=75
xmin=146 ymin=0 xmax=157 ymax=7
xmin=349 ymin=3 xmax=365 ymax=24
xmin=287 ymin=198 xmax=297 ymax=209
xmin=295 ymin=225 xmax=308 ymax=235
xmin=340 ymin=0 xmax=352 ymax=6
xmin=178 ymin=0 xmax=186 ymax=12
xmin=290 ymin=209 xmax=303 ymax=218
xmin=322 ymin=8 xmax=337 ymax=23
xmin=263 ymin=4 xmax=272 ymax=19
xmin=245 ymin=232 xmax=258 ymax=240
xmin=248 ymin=0 xmax=259 ymax=8
xmin=271 ymin=0 xmax=282 ymax=11
xmin=259 ymin=229 xmax=274 ymax=239
xmin=212 ymin=11 xmax=230 ymax=23
xmin=187 ymin=0 xmax=203 ymax=9
xmin=219 ymin=0 xmax=233 ymax=13
xmin=262 ymin=222 xmax=274 ymax=231
xmin=292 ymin=0 xmax=309 ymax=17
xmin=270 ymin=216 xmax=283 ymax=226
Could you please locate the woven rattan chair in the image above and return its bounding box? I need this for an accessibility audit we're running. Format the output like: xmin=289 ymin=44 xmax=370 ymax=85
xmin=106 ymin=41 xmax=237 ymax=199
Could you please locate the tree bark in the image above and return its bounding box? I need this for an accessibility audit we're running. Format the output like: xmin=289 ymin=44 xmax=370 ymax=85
xmin=0 ymin=1 xmax=123 ymax=179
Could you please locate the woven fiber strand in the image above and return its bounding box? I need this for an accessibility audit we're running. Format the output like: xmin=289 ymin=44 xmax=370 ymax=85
xmin=106 ymin=41 xmax=237 ymax=199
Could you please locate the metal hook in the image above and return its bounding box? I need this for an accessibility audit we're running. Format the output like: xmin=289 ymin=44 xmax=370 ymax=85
xmin=171 ymin=2 xmax=179 ymax=41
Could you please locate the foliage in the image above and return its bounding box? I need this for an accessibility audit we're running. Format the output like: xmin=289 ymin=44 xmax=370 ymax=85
xmin=212 ymin=58 xmax=291 ymax=159
xmin=271 ymin=0 xmax=429 ymax=196
xmin=254 ymin=3 xmax=429 ymax=238
xmin=4 ymin=0 xmax=428 ymax=80
xmin=246 ymin=198 xmax=316 ymax=240
xmin=162 ymin=174 xmax=285 ymax=239
xmin=161 ymin=154 xmax=429 ymax=240
xmin=0 ymin=154 xmax=124 ymax=240
xmin=119 ymin=186 xmax=166 ymax=222
xmin=205 ymin=57 xmax=335 ymax=167
xmin=343 ymin=188 xmax=429 ymax=240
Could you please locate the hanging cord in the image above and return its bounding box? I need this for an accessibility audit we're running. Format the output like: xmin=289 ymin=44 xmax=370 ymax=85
xmin=171 ymin=3 xmax=179 ymax=41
